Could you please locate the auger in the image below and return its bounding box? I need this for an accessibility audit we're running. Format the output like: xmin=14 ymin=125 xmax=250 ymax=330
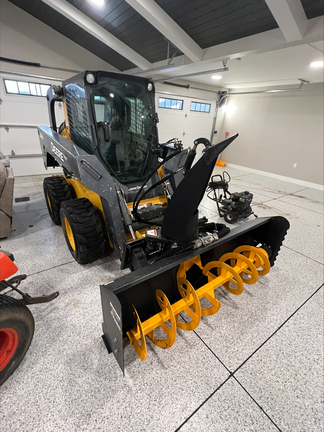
xmin=127 ymin=245 xmax=269 ymax=361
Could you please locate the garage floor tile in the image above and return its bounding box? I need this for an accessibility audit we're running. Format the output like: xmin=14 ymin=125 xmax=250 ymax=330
xmin=235 ymin=288 xmax=324 ymax=432
xmin=253 ymin=199 xmax=324 ymax=263
xmin=233 ymin=173 xmax=307 ymax=195
xmin=13 ymin=183 xmax=47 ymax=214
xmin=178 ymin=378 xmax=279 ymax=432
xmin=1 ymin=210 xmax=79 ymax=274
xmin=277 ymin=187 xmax=323 ymax=214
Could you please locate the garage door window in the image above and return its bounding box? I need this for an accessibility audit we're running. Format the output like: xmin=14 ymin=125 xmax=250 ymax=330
xmin=3 ymin=79 xmax=50 ymax=97
xmin=159 ymin=98 xmax=183 ymax=110
xmin=190 ymin=102 xmax=211 ymax=113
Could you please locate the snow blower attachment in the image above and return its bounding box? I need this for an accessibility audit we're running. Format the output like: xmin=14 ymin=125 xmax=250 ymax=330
xmin=101 ymin=215 xmax=289 ymax=373
xmin=37 ymin=71 xmax=289 ymax=373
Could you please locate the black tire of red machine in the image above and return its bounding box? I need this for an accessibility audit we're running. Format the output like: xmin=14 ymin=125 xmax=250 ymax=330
xmin=0 ymin=295 xmax=35 ymax=386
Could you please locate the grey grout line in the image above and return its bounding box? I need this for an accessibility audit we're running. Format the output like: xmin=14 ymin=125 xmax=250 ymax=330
xmin=13 ymin=206 xmax=48 ymax=215
xmin=282 ymin=245 xmax=324 ymax=266
xmin=173 ymin=375 xmax=232 ymax=432
xmin=229 ymin=173 xmax=252 ymax=178
xmin=26 ymin=254 xmax=118 ymax=277
xmin=233 ymin=377 xmax=282 ymax=431
xmin=258 ymin=193 xmax=324 ymax=214
xmin=232 ymin=284 xmax=324 ymax=375
xmin=259 ymin=197 xmax=285 ymax=204
xmin=274 ymin=199 xmax=323 ymax=215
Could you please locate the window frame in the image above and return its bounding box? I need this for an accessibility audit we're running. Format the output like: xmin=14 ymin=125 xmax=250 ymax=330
xmin=190 ymin=101 xmax=211 ymax=113
xmin=3 ymin=79 xmax=51 ymax=97
xmin=158 ymin=97 xmax=183 ymax=110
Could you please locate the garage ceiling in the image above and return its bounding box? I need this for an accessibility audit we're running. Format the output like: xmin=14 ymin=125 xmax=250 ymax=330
xmin=6 ymin=0 xmax=324 ymax=88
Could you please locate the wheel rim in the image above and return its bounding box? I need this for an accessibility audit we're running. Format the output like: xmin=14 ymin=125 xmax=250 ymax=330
xmin=46 ymin=193 xmax=52 ymax=212
xmin=0 ymin=328 xmax=19 ymax=371
xmin=64 ymin=217 xmax=76 ymax=251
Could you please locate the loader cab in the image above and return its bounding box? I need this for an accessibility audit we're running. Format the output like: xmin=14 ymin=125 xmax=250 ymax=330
xmin=47 ymin=71 xmax=160 ymax=187
xmin=91 ymin=75 xmax=158 ymax=185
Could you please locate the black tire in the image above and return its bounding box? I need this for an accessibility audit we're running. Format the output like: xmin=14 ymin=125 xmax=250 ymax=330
xmin=0 ymin=295 xmax=35 ymax=386
xmin=43 ymin=176 xmax=71 ymax=225
xmin=60 ymin=198 xmax=105 ymax=264
xmin=224 ymin=211 xmax=238 ymax=224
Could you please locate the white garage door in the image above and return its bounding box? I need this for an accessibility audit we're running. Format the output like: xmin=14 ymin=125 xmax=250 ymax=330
xmin=156 ymin=92 xmax=216 ymax=160
xmin=0 ymin=73 xmax=64 ymax=176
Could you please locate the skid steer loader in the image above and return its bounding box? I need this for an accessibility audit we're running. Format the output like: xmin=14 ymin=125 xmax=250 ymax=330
xmin=38 ymin=70 xmax=289 ymax=372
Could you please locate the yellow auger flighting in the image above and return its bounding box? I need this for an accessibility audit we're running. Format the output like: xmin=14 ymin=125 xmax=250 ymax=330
xmin=126 ymin=245 xmax=269 ymax=361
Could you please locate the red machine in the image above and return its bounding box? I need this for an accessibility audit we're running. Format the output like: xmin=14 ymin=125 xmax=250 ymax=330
xmin=0 ymin=251 xmax=58 ymax=386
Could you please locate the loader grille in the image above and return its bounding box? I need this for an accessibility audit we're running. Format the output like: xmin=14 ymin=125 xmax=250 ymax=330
xmin=65 ymin=84 xmax=93 ymax=154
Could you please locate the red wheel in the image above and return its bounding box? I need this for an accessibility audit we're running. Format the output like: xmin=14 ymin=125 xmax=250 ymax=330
xmin=0 ymin=295 xmax=34 ymax=386
xmin=0 ymin=328 xmax=19 ymax=371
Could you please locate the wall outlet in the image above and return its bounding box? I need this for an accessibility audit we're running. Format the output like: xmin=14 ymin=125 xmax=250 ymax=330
xmin=293 ymin=163 xmax=297 ymax=168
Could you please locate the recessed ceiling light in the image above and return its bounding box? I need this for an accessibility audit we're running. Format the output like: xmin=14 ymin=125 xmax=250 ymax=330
xmin=89 ymin=0 xmax=104 ymax=6
xmin=266 ymin=90 xmax=283 ymax=93
xmin=212 ymin=75 xmax=222 ymax=80
xmin=310 ymin=61 xmax=324 ymax=68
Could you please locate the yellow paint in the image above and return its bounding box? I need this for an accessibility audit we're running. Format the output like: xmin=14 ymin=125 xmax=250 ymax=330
xmin=46 ymin=193 xmax=52 ymax=212
xmin=61 ymin=98 xmax=72 ymax=142
xmin=64 ymin=217 xmax=75 ymax=251
xmin=125 ymin=226 xmax=158 ymax=243
xmin=60 ymin=128 xmax=72 ymax=142
xmin=135 ymin=230 xmax=144 ymax=239
xmin=127 ymin=247 xmax=270 ymax=361
xmin=66 ymin=178 xmax=104 ymax=214
xmin=126 ymin=195 xmax=168 ymax=210
xmin=157 ymin=165 xmax=164 ymax=179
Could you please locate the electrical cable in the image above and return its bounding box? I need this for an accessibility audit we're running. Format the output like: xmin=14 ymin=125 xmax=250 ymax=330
xmin=132 ymin=146 xmax=182 ymax=224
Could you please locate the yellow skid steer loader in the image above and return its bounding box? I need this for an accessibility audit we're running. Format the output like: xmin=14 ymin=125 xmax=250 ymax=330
xmin=38 ymin=71 xmax=289 ymax=372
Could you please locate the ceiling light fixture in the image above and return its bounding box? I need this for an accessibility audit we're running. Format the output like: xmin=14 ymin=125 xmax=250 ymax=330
xmin=89 ymin=0 xmax=105 ymax=6
xmin=310 ymin=61 xmax=324 ymax=68
xmin=212 ymin=75 xmax=222 ymax=80
xmin=266 ymin=90 xmax=284 ymax=93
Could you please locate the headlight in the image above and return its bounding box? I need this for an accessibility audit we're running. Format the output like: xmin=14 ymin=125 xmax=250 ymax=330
xmin=147 ymin=82 xmax=153 ymax=92
xmin=85 ymin=73 xmax=95 ymax=84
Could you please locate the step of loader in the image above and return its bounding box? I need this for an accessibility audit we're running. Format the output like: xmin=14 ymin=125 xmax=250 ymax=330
xmin=100 ymin=216 xmax=289 ymax=373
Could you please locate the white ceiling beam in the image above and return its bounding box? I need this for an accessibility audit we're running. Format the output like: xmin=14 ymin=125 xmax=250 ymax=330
xmin=41 ymin=0 xmax=152 ymax=70
xmin=137 ymin=16 xmax=323 ymax=77
xmin=264 ymin=0 xmax=307 ymax=41
xmin=125 ymin=0 xmax=203 ymax=63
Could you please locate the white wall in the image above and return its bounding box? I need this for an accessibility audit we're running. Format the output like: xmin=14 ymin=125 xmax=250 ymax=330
xmin=0 ymin=0 xmax=115 ymax=176
xmin=218 ymin=83 xmax=324 ymax=186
